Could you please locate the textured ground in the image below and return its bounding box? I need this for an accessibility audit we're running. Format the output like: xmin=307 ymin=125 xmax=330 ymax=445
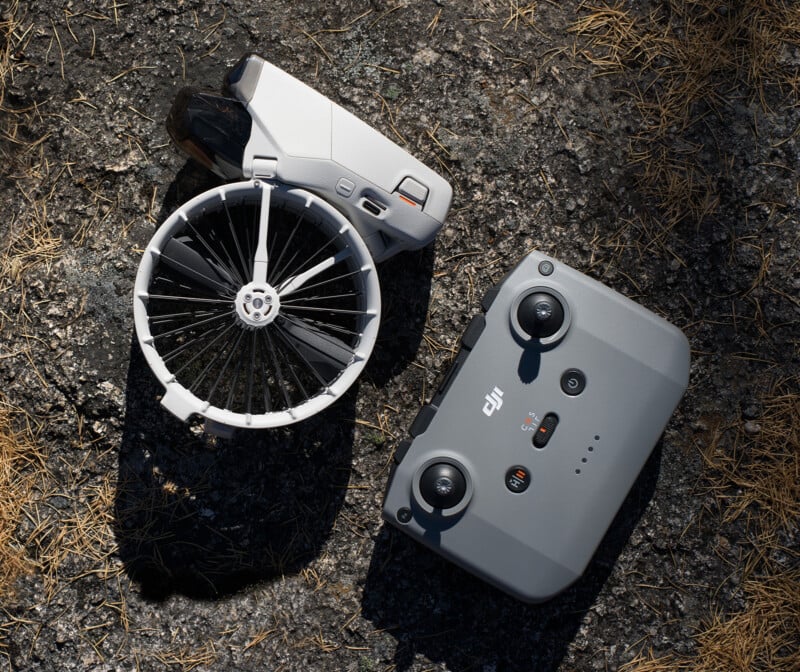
xmin=1 ymin=1 xmax=798 ymax=671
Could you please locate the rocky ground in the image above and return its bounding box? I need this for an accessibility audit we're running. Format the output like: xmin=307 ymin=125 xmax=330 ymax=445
xmin=1 ymin=1 xmax=798 ymax=671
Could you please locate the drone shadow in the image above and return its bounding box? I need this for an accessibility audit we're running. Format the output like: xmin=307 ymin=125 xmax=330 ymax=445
xmin=361 ymin=443 xmax=662 ymax=671
xmin=114 ymin=338 xmax=360 ymax=600
xmin=115 ymin=163 xmax=433 ymax=600
xmin=154 ymin=161 xmax=222 ymax=222
xmin=365 ymin=243 xmax=435 ymax=387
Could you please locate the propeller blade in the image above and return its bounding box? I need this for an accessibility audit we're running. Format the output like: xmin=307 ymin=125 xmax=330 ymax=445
xmin=161 ymin=236 xmax=236 ymax=293
xmin=277 ymin=315 xmax=355 ymax=381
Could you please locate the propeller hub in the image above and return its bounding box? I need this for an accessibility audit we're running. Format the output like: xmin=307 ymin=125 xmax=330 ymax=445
xmin=235 ymin=282 xmax=281 ymax=328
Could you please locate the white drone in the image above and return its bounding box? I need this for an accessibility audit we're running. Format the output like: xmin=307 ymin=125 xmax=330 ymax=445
xmin=133 ymin=54 xmax=452 ymax=433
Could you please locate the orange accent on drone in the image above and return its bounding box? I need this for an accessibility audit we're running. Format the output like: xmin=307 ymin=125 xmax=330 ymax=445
xmin=398 ymin=194 xmax=417 ymax=206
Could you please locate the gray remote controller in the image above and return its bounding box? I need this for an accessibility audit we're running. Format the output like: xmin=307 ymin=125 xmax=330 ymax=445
xmin=381 ymin=251 xmax=690 ymax=602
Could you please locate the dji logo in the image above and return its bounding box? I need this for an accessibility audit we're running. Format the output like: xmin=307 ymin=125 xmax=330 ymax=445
xmin=482 ymin=386 xmax=504 ymax=417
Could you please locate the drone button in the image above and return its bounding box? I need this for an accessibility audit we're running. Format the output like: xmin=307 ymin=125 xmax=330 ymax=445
xmin=335 ymin=177 xmax=355 ymax=198
xmin=397 ymin=176 xmax=429 ymax=205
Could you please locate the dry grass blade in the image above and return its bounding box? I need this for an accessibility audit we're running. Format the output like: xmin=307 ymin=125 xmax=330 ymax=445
xmin=0 ymin=397 xmax=45 ymax=598
xmin=622 ymin=379 xmax=800 ymax=672
xmin=572 ymin=0 xmax=800 ymax=253
xmin=628 ymin=142 xmax=720 ymax=233
xmin=503 ymin=1 xmax=538 ymax=31
xmin=570 ymin=2 xmax=644 ymax=69
xmin=32 ymin=471 xmax=120 ymax=586
xmin=1 ymin=2 xmax=67 ymax=285
xmin=573 ymin=0 xmax=800 ymax=111
xmin=153 ymin=640 xmax=218 ymax=671
xmin=1 ymin=206 xmax=63 ymax=287
xmin=692 ymin=570 xmax=800 ymax=672
xmin=705 ymin=379 xmax=800 ymax=549
xmin=622 ymin=568 xmax=800 ymax=672
xmin=1 ymin=1 xmax=29 ymax=97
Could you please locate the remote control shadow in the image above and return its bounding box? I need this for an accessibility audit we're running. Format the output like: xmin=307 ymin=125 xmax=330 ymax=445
xmin=362 ymin=442 xmax=663 ymax=671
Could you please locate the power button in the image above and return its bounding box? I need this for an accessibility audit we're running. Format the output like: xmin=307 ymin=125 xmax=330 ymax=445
xmin=560 ymin=368 xmax=586 ymax=396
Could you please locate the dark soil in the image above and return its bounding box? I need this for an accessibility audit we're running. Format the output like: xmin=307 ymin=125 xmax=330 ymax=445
xmin=1 ymin=1 xmax=798 ymax=671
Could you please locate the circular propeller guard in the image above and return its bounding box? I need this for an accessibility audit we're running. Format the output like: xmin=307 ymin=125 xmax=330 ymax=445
xmin=133 ymin=180 xmax=380 ymax=429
